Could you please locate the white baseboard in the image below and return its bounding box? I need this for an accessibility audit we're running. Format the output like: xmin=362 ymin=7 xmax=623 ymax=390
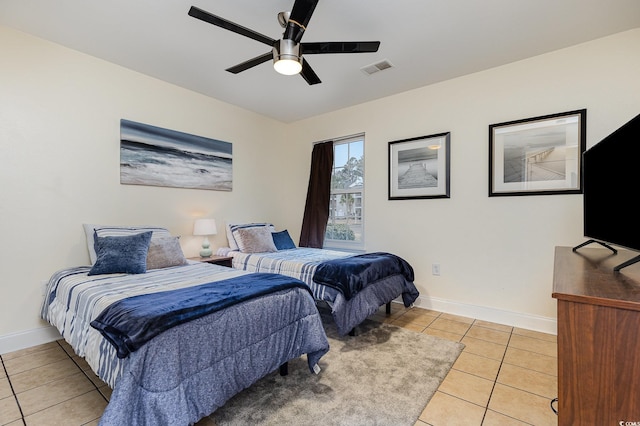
xmin=1 ymin=297 xmax=557 ymax=355
xmin=0 ymin=326 xmax=62 ymax=355
xmin=405 ymin=296 xmax=557 ymax=335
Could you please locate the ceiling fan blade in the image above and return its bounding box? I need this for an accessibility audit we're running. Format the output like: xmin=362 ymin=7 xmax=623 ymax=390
xmin=283 ymin=0 xmax=319 ymax=43
xmin=300 ymin=59 xmax=321 ymax=85
xmin=302 ymin=41 xmax=381 ymax=54
xmin=188 ymin=6 xmax=276 ymax=46
xmin=225 ymin=52 xmax=273 ymax=74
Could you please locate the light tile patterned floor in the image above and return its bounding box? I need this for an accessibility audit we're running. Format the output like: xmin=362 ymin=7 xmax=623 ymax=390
xmin=0 ymin=305 xmax=558 ymax=425
xmin=375 ymin=307 xmax=559 ymax=426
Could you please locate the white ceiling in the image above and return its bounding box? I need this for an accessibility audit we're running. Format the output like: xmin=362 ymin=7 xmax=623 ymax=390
xmin=1 ymin=0 xmax=639 ymax=123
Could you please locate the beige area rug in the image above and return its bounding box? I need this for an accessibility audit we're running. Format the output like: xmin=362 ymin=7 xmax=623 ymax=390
xmin=211 ymin=309 xmax=465 ymax=425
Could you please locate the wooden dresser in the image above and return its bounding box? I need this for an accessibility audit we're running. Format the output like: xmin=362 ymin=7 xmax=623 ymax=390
xmin=552 ymin=246 xmax=640 ymax=425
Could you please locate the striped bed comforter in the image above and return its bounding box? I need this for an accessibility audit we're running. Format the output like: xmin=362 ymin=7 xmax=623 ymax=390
xmin=41 ymin=262 xmax=250 ymax=387
xmin=226 ymin=247 xmax=420 ymax=335
xmin=40 ymin=262 xmax=330 ymax=425
xmin=228 ymin=247 xmax=354 ymax=302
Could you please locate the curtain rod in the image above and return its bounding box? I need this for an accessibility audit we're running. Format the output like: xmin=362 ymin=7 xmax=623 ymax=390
xmin=312 ymin=132 xmax=365 ymax=145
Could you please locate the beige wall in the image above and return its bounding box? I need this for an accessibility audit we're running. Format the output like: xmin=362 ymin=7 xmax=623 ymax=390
xmin=0 ymin=26 xmax=289 ymax=345
xmin=1 ymin=24 xmax=639 ymax=350
xmin=287 ymin=29 xmax=640 ymax=329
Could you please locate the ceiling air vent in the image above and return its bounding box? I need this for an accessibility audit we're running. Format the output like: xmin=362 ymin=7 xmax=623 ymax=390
xmin=361 ymin=59 xmax=394 ymax=76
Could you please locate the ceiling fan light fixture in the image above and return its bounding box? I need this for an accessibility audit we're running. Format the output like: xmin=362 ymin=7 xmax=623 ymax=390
xmin=274 ymin=58 xmax=302 ymax=75
xmin=273 ymin=39 xmax=302 ymax=75
xmin=188 ymin=2 xmax=380 ymax=85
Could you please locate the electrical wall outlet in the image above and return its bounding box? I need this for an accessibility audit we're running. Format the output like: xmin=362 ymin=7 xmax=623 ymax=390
xmin=432 ymin=264 xmax=441 ymax=276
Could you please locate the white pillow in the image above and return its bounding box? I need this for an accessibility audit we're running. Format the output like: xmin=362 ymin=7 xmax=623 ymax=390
xmin=226 ymin=222 xmax=274 ymax=251
xmin=233 ymin=227 xmax=278 ymax=253
xmin=83 ymin=224 xmax=173 ymax=265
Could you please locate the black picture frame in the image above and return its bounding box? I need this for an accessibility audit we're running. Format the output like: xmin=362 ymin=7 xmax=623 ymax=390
xmin=388 ymin=132 xmax=451 ymax=200
xmin=489 ymin=109 xmax=586 ymax=197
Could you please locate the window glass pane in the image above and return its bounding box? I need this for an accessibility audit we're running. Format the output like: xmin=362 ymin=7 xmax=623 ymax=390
xmin=325 ymin=136 xmax=365 ymax=249
xmin=333 ymin=143 xmax=349 ymax=168
xmin=349 ymin=142 xmax=363 ymax=164
xmin=326 ymin=192 xmax=362 ymax=242
xmin=331 ymin=140 xmax=364 ymax=191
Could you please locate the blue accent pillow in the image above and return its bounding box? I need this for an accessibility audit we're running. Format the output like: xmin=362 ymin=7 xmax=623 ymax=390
xmin=89 ymin=231 xmax=153 ymax=275
xmin=272 ymin=230 xmax=296 ymax=250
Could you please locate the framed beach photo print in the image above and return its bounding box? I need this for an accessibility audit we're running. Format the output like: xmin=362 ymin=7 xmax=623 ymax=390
xmin=388 ymin=132 xmax=451 ymax=200
xmin=489 ymin=109 xmax=586 ymax=197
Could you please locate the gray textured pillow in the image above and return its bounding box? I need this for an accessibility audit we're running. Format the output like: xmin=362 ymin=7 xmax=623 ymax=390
xmin=233 ymin=227 xmax=278 ymax=253
xmin=146 ymin=237 xmax=188 ymax=270
xmin=226 ymin=222 xmax=274 ymax=250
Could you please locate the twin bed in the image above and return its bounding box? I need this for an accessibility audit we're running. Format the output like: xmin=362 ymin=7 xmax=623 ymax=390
xmin=41 ymin=225 xmax=330 ymax=425
xmin=220 ymin=222 xmax=420 ymax=335
xmin=41 ymin=223 xmax=419 ymax=424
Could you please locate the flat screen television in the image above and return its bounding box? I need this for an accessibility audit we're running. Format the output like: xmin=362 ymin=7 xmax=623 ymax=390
xmin=574 ymin=113 xmax=640 ymax=271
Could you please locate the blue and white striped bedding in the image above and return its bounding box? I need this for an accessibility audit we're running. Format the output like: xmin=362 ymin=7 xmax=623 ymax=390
xmin=40 ymin=261 xmax=330 ymax=425
xmin=41 ymin=262 xmax=251 ymax=387
xmin=228 ymin=247 xmax=354 ymax=302
xmin=225 ymin=247 xmax=420 ymax=335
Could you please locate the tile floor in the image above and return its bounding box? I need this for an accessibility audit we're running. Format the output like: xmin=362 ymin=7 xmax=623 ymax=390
xmin=378 ymin=306 xmax=559 ymax=426
xmin=0 ymin=305 xmax=558 ymax=425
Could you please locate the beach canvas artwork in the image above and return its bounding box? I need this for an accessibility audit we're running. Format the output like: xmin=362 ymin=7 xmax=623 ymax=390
xmin=120 ymin=119 xmax=232 ymax=191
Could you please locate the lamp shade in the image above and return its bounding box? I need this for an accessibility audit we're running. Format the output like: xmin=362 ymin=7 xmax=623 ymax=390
xmin=193 ymin=218 xmax=217 ymax=236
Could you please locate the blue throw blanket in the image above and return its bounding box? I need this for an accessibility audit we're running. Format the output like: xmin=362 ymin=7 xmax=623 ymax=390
xmin=90 ymin=273 xmax=311 ymax=358
xmin=312 ymin=252 xmax=415 ymax=300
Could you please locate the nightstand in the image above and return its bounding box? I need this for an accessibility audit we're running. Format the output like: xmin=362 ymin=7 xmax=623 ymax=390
xmin=188 ymin=255 xmax=233 ymax=268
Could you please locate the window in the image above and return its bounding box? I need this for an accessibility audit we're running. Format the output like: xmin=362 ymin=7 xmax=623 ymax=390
xmin=325 ymin=134 xmax=364 ymax=250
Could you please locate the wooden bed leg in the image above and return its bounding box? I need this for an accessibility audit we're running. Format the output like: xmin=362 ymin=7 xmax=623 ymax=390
xmin=279 ymin=362 xmax=288 ymax=376
xmin=386 ymin=302 xmax=391 ymax=315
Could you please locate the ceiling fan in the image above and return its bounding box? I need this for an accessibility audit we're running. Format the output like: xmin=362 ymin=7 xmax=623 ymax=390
xmin=188 ymin=0 xmax=381 ymax=85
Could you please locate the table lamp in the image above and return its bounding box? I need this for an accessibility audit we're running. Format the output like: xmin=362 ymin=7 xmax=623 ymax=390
xmin=193 ymin=218 xmax=217 ymax=258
